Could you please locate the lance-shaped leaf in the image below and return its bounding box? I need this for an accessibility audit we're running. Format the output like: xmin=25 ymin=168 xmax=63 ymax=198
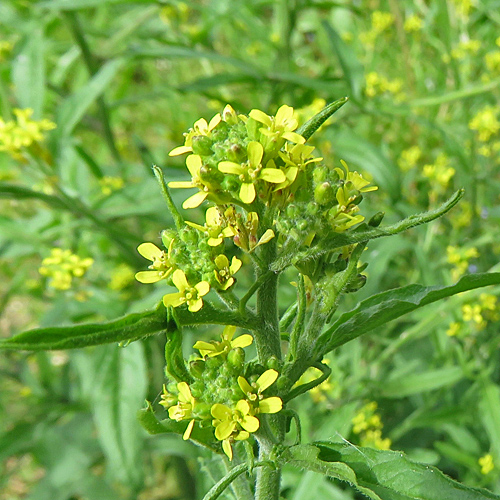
xmin=0 ymin=301 xmax=257 ymax=351
xmin=313 ymin=442 xmax=500 ymax=500
xmin=316 ymin=272 xmax=500 ymax=356
xmin=273 ymin=189 xmax=464 ymax=273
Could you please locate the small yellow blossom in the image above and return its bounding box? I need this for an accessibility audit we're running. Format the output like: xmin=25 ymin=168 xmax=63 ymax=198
xmin=352 ymin=401 xmax=391 ymax=450
xmin=469 ymin=105 xmax=500 ymax=142
xmin=237 ymin=369 xmax=283 ymax=414
xmin=135 ymin=241 xmax=175 ymax=284
xmin=446 ymin=321 xmax=461 ymax=337
xmin=0 ymin=108 xmax=56 ymax=160
xmin=169 ymin=113 xmax=221 ymax=156
xmin=162 ymin=269 xmax=210 ymax=312
xmin=404 ymin=14 xmax=423 ymax=32
xmin=193 ymin=325 xmax=253 ymax=358
xmin=479 ymin=454 xmax=495 ymax=475
xmin=480 ymin=293 xmax=497 ymax=311
xmin=167 ymin=382 xmax=196 ymax=440
xmin=39 ymin=248 xmax=93 ymax=290
xmin=451 ymin=39 xmax=481 ymax=60
xmin=0 ymin=41 xmax=13 ymax=62
xmin=186 ymin=206 xmax=236 ymax=246
xmin=398 ymin=146 xmax=422 ymax=171
xmin=422 ymin=153 xmax=455 ymax=188
xmin=371 ymin=11 xmax=394 ymax=32
xmin=213 ymin=254 xmax=242 ymax=290
xmin=462 ymin=304 xmax=484 ymax=326
xmin=99 ymin=176 xmax=124 ymax=195
xmin=109 ymin=264 xmax=135 ymax=291
xmin=485 ymin=51 xmax=500 ymax=74
xmin=365 ymin=72 xmax=404 ymax=100
xmin=451 ymin=0 xmax=474 ymax=19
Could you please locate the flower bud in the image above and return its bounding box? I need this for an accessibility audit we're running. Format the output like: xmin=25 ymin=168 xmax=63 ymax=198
xmin=314 ymin=182 xmax=335 ymax=205
xmin=189 ymin=359 xmax=206 ymax=378
xmin=192 ymin=135 xmax=213 ymax=156
xmin=313 ymin=165 xmax=328 ymax=183
xmin=345 ymin=274 xmax=367 ymax=293
xmin=306 ymin=202 xmax=319 ymax=215
xmin=266 ymin=356 xmax=281 ymax=372
xmin=227 ymin=347 xmax=245 ymax=369
xmin=368 ymin=211 xmax=385 ymax=227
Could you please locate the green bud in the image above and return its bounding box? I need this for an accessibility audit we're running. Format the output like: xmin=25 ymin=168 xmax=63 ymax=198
xmin=306 ymin=201 xmax=319 ymax=215
xmin=297 ymin=219 xmax=309 ymax=232
xmin=368 ymin=211 xmax=385 ymax=227
xmin=192 ymin=135 xmax=213 ymax=156
xmin=227 ymin=143 xmax=245 ymax=163
xmin=345 ymin=274 xmax=367 ymax=293
xmin=314 ymin=182 xmax=335 ymax=205
xmin=189 ymin=359 xmax=206 ymax=379
xmin=286 ymin=204 xmax=299 ymax=218
xmin=161 ymin=229 xmax=176 ymax=249
xmin=313 ymin=165 xmax=328 ymax=183
xmin=227 ymin=347 xmax=245 ymax=369
xmin=266 ymin=356 xmax=281 ymax=372
xmin=245 ymin=117 xmax=260 ymax=141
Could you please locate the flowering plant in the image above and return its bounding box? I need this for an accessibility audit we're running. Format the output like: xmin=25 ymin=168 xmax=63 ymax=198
xmin=2 ymin=100 xmax=500 ymax=500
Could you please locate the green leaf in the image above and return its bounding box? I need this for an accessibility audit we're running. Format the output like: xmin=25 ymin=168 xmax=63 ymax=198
xmin=317 ymin=272 xmax=500 ymax=356
xmin=37 ymin=0 xmax=152 ymax=9
xmin=0 ymin=301 xmax=257 ymax=351
xmin=381 ymin=367 xmax=464 ymax=398
xmin=321 ymin=20 xmax=364 ymax=100
xmin=0 ymin=183 xmax=75 ymax=211
xmin=56 ymin=58 xmax=125 ymax=137
xmin=88 ymin=343 xmax=147 ymax=488
xmin=479 ymin=381 xmax=500 ymax=465
xmin=297 ymin=97 xmax=349 ymax=141
xmin=0 ymin=303 xmax=168 ymax=351
xmin=313 ymin=442 xmax=500 ymax=500
xmin=279 ymin=444 xmax=381 ymax=499
xmin=12 ymin=24 xmax=45 ymax=118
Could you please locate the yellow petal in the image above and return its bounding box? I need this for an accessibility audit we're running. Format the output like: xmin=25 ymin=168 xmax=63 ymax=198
xmin=188 ymin=298 xmax=204 ymax=312
xmin=248 ymin=141 xmax=263 ymax=167
xmin=229 ymin=256 xmax=242 ymax=274
xmin=249 ymin=109 xmax=272 ymax=126
xmin=231 ymin=334 xmax=253 ymax=349
xmin=183 ymin=191 xmax=208 ymax=209
xmin=172 ymin=269 xmax=188 ymax=291
xmin=259 ymin=168 xmax=286 ymax=183
xmin=218 ymin=161 xmax=243 ymax=175
xmin=256 ymin=369 xmax=278 ymax=391
xmin=205 ymin=206 xmax=220 ymax=226
xmin=222 ymin=439 xmax=233 ymax=460
xmin=222 ymin=325 xmax=237 ymax=341
xmin=215 ymin=254 xmax=229 ymax=269
xmin=195 ymin=281 xmax=210 ymax=296
xmin=256 ymin=229 xmax=275 ymax=247
xmin=137 ymin=242 xmax=162 ymax=261
xmin=275 ymin=105 xmax=294 ymax=127
xmin=282 ymin=131 xmax=305 ymax=144
xmin=209 ymin=113 xmax=222 ymax=130
xmin=239 ymin=182 xmax=256 ymax=204
xmin=208 ymin=237 xmax=223 ymax=246
xmin=135 ymin=270 xmax=164 ymax=284
xmin=183 ymin=419 xmax=195 ymax=440
xmin=240 ymin=415 xmax=260 ymax=433
xmin=177 ymin=381 xmax=192 ymax=401
xmin=185 ymin=221 xmax=207 ymax=232
xmin=220 ymin=277 xmax=234 ymax=290
xmin=259 ymin=397 xmax=282 ymax=414
xmin=211 ymin=403 xmax=231 ymax=420
xmin=168 ymin=181 xmax=196 ymax=189
xmin=162 ymin=292 xmax=185 ymax=308
xmin=169 ymin=145 xmax=192 ymax=156
xmin=237 ymin=376 xmax=253 ymax=395
xmin=216 ymin=421 xmax=236 ymax=441
xmin=186 ymin=154 xmax=202 ymax=177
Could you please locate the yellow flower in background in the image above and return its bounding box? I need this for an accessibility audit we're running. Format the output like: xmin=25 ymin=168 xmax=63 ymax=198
xmin=109 ymin=264 xmax=135 ymax=291
xmin=39 ymin=248 xmax=93 ymax=291
xmin=422 ymin=153 xmax=455 ymax=188
xmin=485 ymin=51 xmax=500 ymax=74
xmin=479 ymin=454 xmax=495 ymax=475
xmin=398 ymin=146 xmax=422 ymax=171
xmin=451 ymin=38 xmax=481 ymax=60
xmin=193 ymin=325 xmax=253 ymax=358
xmin=469 ymin=106 xmax=500 ymax=142
xmin=0 ymin=41 xmax=13 ymax=62
xmin=404 ymin=14 xmax=423 ymax=32
xmin=352 ymin=401 xmax=391 ymax=450
xmin=135 ymin=240 xmax=175 ymax=284
xmin=162 ymin=269 xmax=210 ymax=312
xmin=0 ymin=108 xmax=56 ymax=160
xmin=451 ymin=0 xmax=474 ymax=19
xmin=99 ymin=176 xmax=124 ymax=196
xmin=462 ymin=304 xmax=484 ymax=327
xmin=446 ymin=321 xmax=461 ymax=337
xmin=365 ymin=72 xmax=404 ymax=100
xmin=446 ymin=245 xmax=478 ymax=281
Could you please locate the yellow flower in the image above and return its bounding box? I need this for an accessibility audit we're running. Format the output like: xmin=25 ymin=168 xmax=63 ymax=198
xmin=39 ymin=248 xmax=93 ymax=290
xmin=404 ymin=14 xmax=423 ymax=32
xmin=398 ymin=145 xmax=422 ymax=171
xmin=371 ymin=11 xmax=394 ymax=32
xmin=335 ymin=159 xmax=378 ymax=194
xmin=168 ymin=154 xmax=212 ymax=209
xmin=193 ymin=325 xmax=253 ymax=358
xmin=168 ymin=382 xmax=196 ymax=440
xmin=233 ymin=211 xmax=275 ymax=252
xmin=218 ymin=141 xmax=286 ymax=204
xmin=462 ymin=304 xmax=483 ymax=325
xmin=211 ymin=400 xmax=260 ymax=460
xmin=186 ymin=206 xmax=235 ymax=246
xmin=479 ymin=454 xmax=495 ymax=475
xmin=169 ymin=113 xmax=221 ymax=156
xmin=99 ymin=176 xmax=124 ymax=195
xmin=446 ymin=321 xmax=461 ymax=337
xmin=469 ymin=106 xmax=500 ymax=142
xmin=214 ymin=254 xmax=242 ymax=290
xmin=162 ymin=269 xmax=210 ymax=312
xmin=135 ymin=241 xmax=175 ymax=284
xmin=237 ymin=369 xmax=283 ymax=414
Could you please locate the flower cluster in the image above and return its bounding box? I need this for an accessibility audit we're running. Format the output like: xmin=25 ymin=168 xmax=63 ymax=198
xmin=446 ymin=245 xmax=478 ymax=281
xmin=160 ymin=327 xmax=282 ymax=460
xmin=365 ymin=72 xmax=405 ymax=101
xmin=135 ymin=104 xmax=377 ymax=309
xmin=0 ymin=108 xmax=56 ymax=160
xmin=39 ymin=248 xmax=94 ymax=290
xmin=351 ymin=401 xmax=391 ymax=450
xmin=359 ymin=11 xmax=394 ymax=48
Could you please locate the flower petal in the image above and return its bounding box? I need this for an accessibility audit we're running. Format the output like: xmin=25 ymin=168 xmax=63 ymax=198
xmin=188 ymin=298 xmax=204 ymax=312
xmin=239 ymin=182 xmax=255 ymax=204
xmin=218 ymin=161 xmax=243 ymax=175
xmin=169 ymin=145 xmax=192 ymax=156
xmin=135 ymin=270 xmax=164 ymax=284
xmin=215 ymin=420 xmax=236 ymax=441
xmin=211 ymin=403 xmax=232 ymax=420
xmin=172 ymin=269 xmax=189 ymax=291
xmin=248 ymin=141 xmax=263 ymax=167
xmin=137 ymin=242 xmax=162 ymax=261
xmin=240 ymin=415 xmax=260 ymax=433
xmin=238 ymin=376 xmax=254 ymax=395
xmin=183 ymin=419 xmax=195 ymax=440
xmin=258 ymin=397 xmax=282 ymax=414
xmin=259 ymin=168 xmax=286 ymax=183
xmin=229 ymin=257 xmax=242 ymax=274
xmin=168 ymin=181 xmax=196 ymax=189
xmin=222 ymin=439 xmax=233 ymax=460
xmin=215 ymin=254 xmax=229 ymax=269
xmin=183 ymin=191 xmax=208 ymax=209
xmin=249 ymin=109 xmax=272 ymax=126
xmin=208 ymin=113 xmax=222 ymax=130
xmin=163 ymin=292 xmax=185 ymax=308
xmin=256 ymin=369 xmax=278 ymax=391
xmin=186 ymin=154 xmax=202 ymax=177
xmin=231 ymin=334 xmax=253 ymax=349
xmin=195 ymin=281 xmax=210 ymax=296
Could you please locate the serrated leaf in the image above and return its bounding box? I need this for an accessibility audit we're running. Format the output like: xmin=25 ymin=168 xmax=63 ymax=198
xmin=317 ymin=272 xmax=500 ymax=356
xmin=313 ymin=442 xmax=500 ymax=500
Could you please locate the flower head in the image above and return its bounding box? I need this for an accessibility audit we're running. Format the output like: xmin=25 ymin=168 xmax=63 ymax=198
xmin=163 ymin=269 xmax=210 ymax=312
xmin=135 ymin=240 xmax=175 ymax=283
xmin=193 ymin=325 xmax=253 ymax=358
xmin=186 ymin=206 xmax=235 ymax=246
xmin=167 ymin=382 xmax=196 ymax=440
xmin=214 ymin=254 xmax=242 ymax=290
xmin=169 ymin=113 xmax=221 ymax=156
xmin=237 ymin=369 xmax=283 ymax=414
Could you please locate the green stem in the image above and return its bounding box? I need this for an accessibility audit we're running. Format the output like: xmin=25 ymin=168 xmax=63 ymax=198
xmin=255 ymin=435 xmax=281 ymax=500
xmin=152 ymin=165 xmax=184 ymax=230
xmin=239 ymin=270 xmax=274 ymax=315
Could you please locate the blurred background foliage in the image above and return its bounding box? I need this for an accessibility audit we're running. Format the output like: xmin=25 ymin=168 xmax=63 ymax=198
xmin=0 ymin=0 xmax=499 ymax=498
